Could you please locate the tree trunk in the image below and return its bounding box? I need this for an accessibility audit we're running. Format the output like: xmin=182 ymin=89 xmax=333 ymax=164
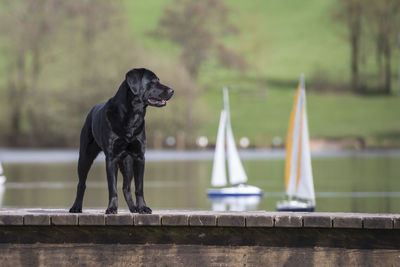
xmin=347 ymin=1 xmax=362 ymax=94
xmin=184 ymin=85 xmax=196 ymax=135
xmin=398 ymin=32 xmax=400 ymax=96
xmin=376 ymin=37 xmax=384 ymax=88
xmin=8 ymin=81 xmax=22 ymax=146
xmin=8 ymin=53 xmax=28 ymax=145
xmin=383 ymin=40 xmax=391 ymax=94
xmin=350 ymin=31 xmax=360 ymax=93
xmin=10 ymin=106 xmax=22 ymax=145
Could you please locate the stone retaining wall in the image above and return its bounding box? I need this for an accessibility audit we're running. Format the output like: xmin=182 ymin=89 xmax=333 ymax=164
xmin=1 ymin=209 xmax=400 ymax=266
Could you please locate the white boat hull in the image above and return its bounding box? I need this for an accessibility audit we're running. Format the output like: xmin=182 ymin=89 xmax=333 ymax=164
xmin=209 ymin=195 xmax=262 ymax=211
xmin=207 ymin=184 xmax=263 ymax=197
xmin=276 ymin=199 xmax=315 ymax=212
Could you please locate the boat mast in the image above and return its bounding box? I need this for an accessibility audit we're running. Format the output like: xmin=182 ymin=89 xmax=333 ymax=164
xmin=211 ymin=110 xmax=228 ymax=187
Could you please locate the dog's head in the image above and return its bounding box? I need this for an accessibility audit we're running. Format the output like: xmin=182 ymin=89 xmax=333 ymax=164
xmin=126 ymin=68 xmax=174 ymax=107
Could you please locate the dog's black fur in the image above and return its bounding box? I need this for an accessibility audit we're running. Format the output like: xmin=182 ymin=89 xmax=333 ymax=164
xmin=69 ymin=68 xmax=173 ymax=214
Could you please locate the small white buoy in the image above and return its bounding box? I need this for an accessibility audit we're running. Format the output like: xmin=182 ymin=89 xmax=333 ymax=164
xmin=165 ymin=136 xmax=176 ymax=147
xmin=239 ymin=137 xmax=250 ymax=148
xmin=272 ymin=136 xmax=282 ymax=147
xmin=196 ymin=136 xmax=208 ymax=148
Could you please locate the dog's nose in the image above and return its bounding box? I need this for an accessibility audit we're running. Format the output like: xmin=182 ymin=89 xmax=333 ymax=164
xmin=168 ymin=88 xmax=174 ymax=96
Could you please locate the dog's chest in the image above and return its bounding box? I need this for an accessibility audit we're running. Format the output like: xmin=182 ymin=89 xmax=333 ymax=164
xmin=124 ymin=111 xmax=144 ymax=137
xmin=111 ymin=137 xmax=144 ymax=159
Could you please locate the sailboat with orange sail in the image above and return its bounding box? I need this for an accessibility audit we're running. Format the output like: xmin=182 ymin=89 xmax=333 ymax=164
xmin=276 ymin=74 xmax=315 ymax=212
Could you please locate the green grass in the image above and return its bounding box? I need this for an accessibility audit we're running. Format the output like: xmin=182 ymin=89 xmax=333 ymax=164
xmin=226 ymin=0 xmax=350 ymax=80
xmin=123 ymin=0 xmax=400 ymax=147
xmin=125 ymin=0 xmax=353 ymax=81
xmin=125 ymin=0 xmax=179 ymax=58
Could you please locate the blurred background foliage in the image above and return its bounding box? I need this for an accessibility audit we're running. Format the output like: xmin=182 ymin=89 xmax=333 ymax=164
xmin=0 ymin=0 xmax=399 ymax=148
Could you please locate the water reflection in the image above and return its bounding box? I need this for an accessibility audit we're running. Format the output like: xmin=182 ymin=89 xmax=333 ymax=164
xmin=208 ymin=196 xmax=262 ymax=211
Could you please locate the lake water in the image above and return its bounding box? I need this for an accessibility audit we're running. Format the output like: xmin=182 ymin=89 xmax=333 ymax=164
xmin=1 ymin=150 xmax=399 ymax=213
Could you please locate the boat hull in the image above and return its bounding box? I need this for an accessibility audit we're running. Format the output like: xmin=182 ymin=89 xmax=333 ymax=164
xmin=276 ymin=200 xmax=315 ymax=212
xmin=207 ymin=184 xmax=263 ymax=198
xmin=208 ymin=195 xmax=262 ymax=211
xmin=276 ymin=206 xmax=315 ymax=212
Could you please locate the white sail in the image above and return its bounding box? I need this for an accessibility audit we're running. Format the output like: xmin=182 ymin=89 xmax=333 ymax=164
xmin=211 ymin=110 xmax=227 ymax=187
xmin=223 ymin=87 xmax=248 ymax=185
xmin=284 ymin=75 xmax=315 ymax=202
xmin=226 ymin=122 xmax=248 ymax=185
xmin=295 ymin=100 xmax=315 ymax=202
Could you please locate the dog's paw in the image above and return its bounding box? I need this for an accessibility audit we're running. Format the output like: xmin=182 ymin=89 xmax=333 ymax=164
xmin=138 ymin=206 xmax=152 ymax=214
xmin=69 ymin=206 xmax=82 ymax=213
xmin=105 ymin=207 xmax=118 ymax=214
xmin=129 ymin=206 xmax=138 ymax=213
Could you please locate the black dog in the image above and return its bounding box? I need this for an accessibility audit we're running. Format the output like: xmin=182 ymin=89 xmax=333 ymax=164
xmin=69 ymin=68 xmax=173 ymax=214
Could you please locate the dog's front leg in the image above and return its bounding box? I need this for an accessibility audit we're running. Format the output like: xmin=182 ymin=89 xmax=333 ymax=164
xmin=133 ymin=157 xmax=152 ymax=214
xmin=119 ymin=156 xmax=138 ymax=213
xmin=105 ymin=157 xmax=119 ymax=214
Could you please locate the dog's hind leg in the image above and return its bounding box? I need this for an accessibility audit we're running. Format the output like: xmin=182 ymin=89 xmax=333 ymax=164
xmin=119 ymin=156 xmax=137 ymax=213
xmin=70 ymin=115 xmax=101 ymax=213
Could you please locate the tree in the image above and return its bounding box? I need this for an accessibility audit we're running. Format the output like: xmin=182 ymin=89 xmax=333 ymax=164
xmin=365 ymin=0 xmax=400 ymax=94
xmin=334 ymin=0 xmax=400 ymax=94
xmin=335 ymin=0 xmax=364 ymax=93
xmin=0 ymin=0 xmax=131 ymax=146
xmin=154 ymin=0 xmax=245 ymax=78
xmin=152 ymin=0 xmax=246 ymax=135
xmin=0 ymin=0 xmax=73 ymax=144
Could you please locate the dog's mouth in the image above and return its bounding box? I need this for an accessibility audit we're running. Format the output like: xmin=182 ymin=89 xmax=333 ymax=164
xmin=148 ymin=98 xmax=167 ymax=107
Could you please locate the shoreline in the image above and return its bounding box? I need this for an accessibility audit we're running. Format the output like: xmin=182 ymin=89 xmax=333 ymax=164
xmin=0 ymin=148 xmax=399 ymax=163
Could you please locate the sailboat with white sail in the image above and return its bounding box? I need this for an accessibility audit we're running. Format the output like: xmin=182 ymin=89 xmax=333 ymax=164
xmin=207 ymin=87 xmax=263 ymax=197
xmin=276 ymin=75 xmax=315 ymax=212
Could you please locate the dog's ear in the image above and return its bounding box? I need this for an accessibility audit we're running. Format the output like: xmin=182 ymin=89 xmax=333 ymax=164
xmin=126 ymin=68 xmax=145 ymax=95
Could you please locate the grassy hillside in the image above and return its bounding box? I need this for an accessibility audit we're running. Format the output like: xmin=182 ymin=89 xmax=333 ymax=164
xmin=127 ymin=0 xmax=351 ymax=80
xmin=125 ymin=0 xmax=400 ymax=148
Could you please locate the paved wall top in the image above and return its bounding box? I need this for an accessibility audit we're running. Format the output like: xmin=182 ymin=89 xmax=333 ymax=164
xmin=0 ymin=209 xmax=399 ymax=229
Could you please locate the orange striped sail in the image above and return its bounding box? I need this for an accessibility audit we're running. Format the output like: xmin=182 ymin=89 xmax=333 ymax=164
xmin=285 ymin=82 xmax=302 ymax=190
xmin=284 ymin=75 xmax=315 ymax=203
